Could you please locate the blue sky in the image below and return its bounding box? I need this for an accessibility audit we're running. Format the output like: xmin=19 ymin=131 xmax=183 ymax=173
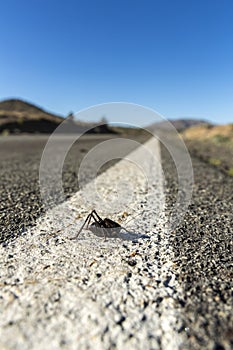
xmin=1 ymin=0 xmax=233 ymax=125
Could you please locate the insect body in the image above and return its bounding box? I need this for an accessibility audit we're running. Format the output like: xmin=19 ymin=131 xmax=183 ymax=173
xmin=72 ymin=210 xmax=129 ymax=240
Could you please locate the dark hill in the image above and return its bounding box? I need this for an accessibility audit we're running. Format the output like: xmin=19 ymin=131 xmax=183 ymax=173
xmin=0 ymin=99 xmax=113 ymax=134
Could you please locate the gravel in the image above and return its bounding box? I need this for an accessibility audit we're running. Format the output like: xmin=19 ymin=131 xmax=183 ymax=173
xmin=161 ymin=143 xmax=233 ymax=350
xmin=0 ymin=135 xmax=232 ymax=350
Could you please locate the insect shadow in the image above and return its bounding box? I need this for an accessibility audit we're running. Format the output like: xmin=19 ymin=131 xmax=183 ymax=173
xmin=70 ymin=210 xmax=149 ymax=241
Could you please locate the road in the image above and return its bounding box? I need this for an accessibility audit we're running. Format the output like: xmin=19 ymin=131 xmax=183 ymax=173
xmin=0 ymin=134 xmax=145 ymax=243
xmin=0 ymin=134 xmax=232 ymax=350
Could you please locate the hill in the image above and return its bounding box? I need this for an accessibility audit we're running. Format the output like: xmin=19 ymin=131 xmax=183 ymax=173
xmin=0 ymin=99 xmax=62 ymax=117
xmin=182 ymin=123 xmax=233 ymax=144
xmin=0 ymin=99 xmax=64 ymax=134
xmin=148 ymin=118 xmax=207 ymax=132
xmin=168 ymin=119 xmax=207 ymax=131
xmin=0 ymin=99 xmax=113 ymax=134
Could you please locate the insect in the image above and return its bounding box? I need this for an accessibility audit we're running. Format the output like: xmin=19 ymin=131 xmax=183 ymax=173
xmin=71 ymin=209 xmax=130 ymax=240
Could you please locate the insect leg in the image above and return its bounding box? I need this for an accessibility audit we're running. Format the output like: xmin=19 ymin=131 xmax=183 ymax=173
xmin=92 ymin=210 xmax=103 ymax=222
xmin=89 ymin=213 xmax=108 ymax=240
xmin=71 ymin=213 xmax=91 ymax=239
xmin=86 ymin=212 xmax=93 ymax=229
xmin=102 ymin=227 xmax=108 ymax=241
xmin=120 ymin=226 xmax=131 ymax=234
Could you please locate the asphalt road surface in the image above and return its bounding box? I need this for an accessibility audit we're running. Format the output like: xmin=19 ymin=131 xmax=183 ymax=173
xmin=161 ymin=144 xmax=232 ymax=349
xmin=0 ymin=134 xmax=232 ymax=349
xmin=0 ymin=134 xmax=146 ymax=243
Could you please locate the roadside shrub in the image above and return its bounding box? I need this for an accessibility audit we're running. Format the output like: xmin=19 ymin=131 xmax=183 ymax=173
xmin=212 ymin=134 xmax=230 ymax=144
xmin=208 ymin=158 xmax=221 ymax=166
xmin=228 ymin=168 xmax=233 ymax=176
xmin=1 ymin=129 xmax=9 ymax=136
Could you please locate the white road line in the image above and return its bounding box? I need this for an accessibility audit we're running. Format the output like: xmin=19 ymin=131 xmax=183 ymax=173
xmin=0 ymin=137 xmax=186 ymax=350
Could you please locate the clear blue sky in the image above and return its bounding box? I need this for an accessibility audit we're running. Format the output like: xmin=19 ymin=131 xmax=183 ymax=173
xmin=1 ymin=0 xmax=233 ymax=125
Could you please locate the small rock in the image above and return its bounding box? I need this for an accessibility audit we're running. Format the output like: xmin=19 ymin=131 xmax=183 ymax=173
xmin=127 ymin=259 xmax=137 ymax=267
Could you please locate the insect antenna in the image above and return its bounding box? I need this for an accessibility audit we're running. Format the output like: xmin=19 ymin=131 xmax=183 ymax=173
xmin=123 ymin=210 xmax=145 ymax=227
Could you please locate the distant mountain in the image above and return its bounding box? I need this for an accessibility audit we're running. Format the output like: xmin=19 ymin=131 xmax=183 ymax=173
xmin=148 ymin=119 xmax=208 ymax=132
xmin=0 ymin=99 xmax=113 ymax=134
xmin=0 ymin=99 xmax=64 ymax=134
xmin=169 ymin=119 xmax=208 ymax=131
